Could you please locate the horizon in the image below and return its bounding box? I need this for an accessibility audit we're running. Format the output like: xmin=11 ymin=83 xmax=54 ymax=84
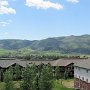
xmin=0 ymin=34 xmax=89 ymax=41
xmin=0 ymin=0 xmax=90 ymax=40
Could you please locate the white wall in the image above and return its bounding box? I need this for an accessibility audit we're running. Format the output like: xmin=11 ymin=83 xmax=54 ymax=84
xmin=74 ymin=66 xmax=90 ymax=83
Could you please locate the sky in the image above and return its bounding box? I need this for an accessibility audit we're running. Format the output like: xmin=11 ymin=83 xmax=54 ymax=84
xmin=0 ymin=0 xmax=90 ymax=40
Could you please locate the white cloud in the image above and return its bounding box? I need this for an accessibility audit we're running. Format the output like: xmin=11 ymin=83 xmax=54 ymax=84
xmin=0 ymin=20 xmax=12 ymax=27
xmin=0 ymin=21 xmax=9 ymax=27
xmin=66 ymin=0 xmax=79 ymax=4
xmin=0 ymin=0 xmax=16 ymax=14
xmin=26 ymin=0 xmax=63 ymax=10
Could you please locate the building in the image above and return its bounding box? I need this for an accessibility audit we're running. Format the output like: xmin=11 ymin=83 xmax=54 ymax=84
xmin=0 ymin=58 xmax=86 ymax=81
xmin=74 ymin=59 xmax=90 ymax=90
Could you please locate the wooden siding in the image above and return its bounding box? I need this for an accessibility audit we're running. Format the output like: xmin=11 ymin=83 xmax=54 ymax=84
xmin=74 ymin=77 xmax=90 ymax=90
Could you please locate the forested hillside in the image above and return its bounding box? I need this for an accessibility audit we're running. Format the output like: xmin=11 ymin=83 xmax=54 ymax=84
xmin=0 ymin=35 xmax=90 ymax=54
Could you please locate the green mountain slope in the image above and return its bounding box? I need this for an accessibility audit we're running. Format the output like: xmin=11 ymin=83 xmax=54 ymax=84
xmin=0 ymin=39 xmax=33 ymax=50
xmin=0 ymin=35 xmax=90 ymax=54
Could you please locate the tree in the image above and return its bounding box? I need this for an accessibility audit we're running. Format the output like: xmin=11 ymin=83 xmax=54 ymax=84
xmin=38 ymin=63 xmax=44 ymax=76
xmin=55 ymin=66 xmax=60 ymax=80
xmin=64 ymin=69 xmax=68 ymax=79
xmin=47 ymin=63 xmax=53 ymax=80
xmin=55 ymin=66 xmax=62 ymax=85
xmin=0 ymin=69 xmax=3 ymax=81
xmin=20 ymin=65 xmax=32 ymax=90
xmin=14 ymin=64 xmax=21 ymax=80
xmin=38 ymin=65 xmax=52 ymax=90
xmin=9 ymin=66 xmax=14 ymax=80
xmin=4 ymin=70 xmax=14 ymax=90
xmin=31 ymin=64 xmax=38 ymax=90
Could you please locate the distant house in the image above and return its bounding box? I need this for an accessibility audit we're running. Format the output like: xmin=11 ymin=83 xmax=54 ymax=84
xmin=74 ymin=60 xmax=90 ymax=90
xmin=21 ymin=59 xmax=81 ymax=77
xmin=0 ymin=60 xmax=28 ymax=69
xmin=0 ymin=58 xmax=86 ymax=80
xmin=0 ymin=59 xmax=32 ymax=81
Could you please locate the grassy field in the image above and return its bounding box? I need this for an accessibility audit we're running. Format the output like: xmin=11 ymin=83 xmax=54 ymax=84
xmin=0 ymin=79 xmax=74 ymax=90
xmin=0 ymin=82 xmax=5 ymax=90
xmin=52 ymin=79 xmax=74 ymax=90
xmin=60 ymin=79 xmax=74 ymax=88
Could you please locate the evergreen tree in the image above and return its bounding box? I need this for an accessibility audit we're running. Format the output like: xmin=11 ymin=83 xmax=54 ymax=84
xmin=0 ymin=70 xmax=1 ymax=81
xmin=39 ymin=65 xmax=52 ymax=90
xmin=20 ymin=64 xmax=32 ymax=90
xmin=4 ymin=70 xmax=14 ymax=90
xmin=55 ymin=66 xmax=60 ymax=80
xmin=14 ymin=64 xmax=21 ymax=80
xmin=64 ymin=70 xmax=68 ymax=79
xmin=55 ymin=66 xmax=63 ymax=85
xmin=0 ymin=69 xmax=3 ymax=81
xmin=38 ymin=63 xmax=44 ymax=76
xmin=9 ymin=66 xmax=14 ymax=80
xmin=31 ymin=64 xmax=38 ymax=90
xmin=47 ymin=63 xmax=53 ymax=80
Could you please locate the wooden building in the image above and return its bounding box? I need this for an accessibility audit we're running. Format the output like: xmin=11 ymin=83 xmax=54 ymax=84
xmin=0 ymin=58 xmax=84 ymax=77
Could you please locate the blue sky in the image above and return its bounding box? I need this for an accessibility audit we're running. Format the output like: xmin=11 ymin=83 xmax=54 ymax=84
xmin=0 ymin=0 xmax=90 ymax=40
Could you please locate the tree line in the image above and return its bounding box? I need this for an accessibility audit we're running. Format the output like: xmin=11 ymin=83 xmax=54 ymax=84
xmin=0 ymin=63 xmax=62 ymax=90
xmin=0 ymin=63 xmax=71 ymax=90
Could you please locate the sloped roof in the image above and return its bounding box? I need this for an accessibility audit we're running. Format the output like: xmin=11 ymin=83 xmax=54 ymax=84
xmin=52 ymin=59 xmax=84 ymax=66
xmin=0 ymin=59 xmax=32 ymax=68
xmin=0 ymin=60 xmax=16 ymax=68
xmin=74 ymin=59 xmax=90 ymax=69
xmin=24 ymin=60 xmax=55 ymax=66
xmin=53 ymin=59 xmax=73 ymax=66
xmin=0 ymin=58 xmax=86 ymax=68
xmin=22 ymin=59 xmax=84 ymax=66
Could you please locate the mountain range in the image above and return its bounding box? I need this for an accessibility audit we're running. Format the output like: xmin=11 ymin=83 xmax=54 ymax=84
xmin=0 ymin=34 xmax=90 ymax=54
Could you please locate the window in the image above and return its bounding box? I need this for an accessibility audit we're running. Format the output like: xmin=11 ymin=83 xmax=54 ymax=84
xmin=75 ymin=75 xmax=77 ymax=78
xmin=86 ymin=79 xmax=88 ymax=83
xmin=79 ymin=76 xmax=80 ymax=78
xmin=86 ymin=69 xmax=88 ymax=73
xmin=82 ymin=77 xmax=84 ymax=81
xmin=78 ymin=67 xmax=80 ymax=71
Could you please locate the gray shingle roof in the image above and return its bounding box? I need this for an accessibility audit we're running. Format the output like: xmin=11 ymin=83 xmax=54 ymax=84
xmin=74 ymin=59 xmax=90 ymax=69
xmin=0 ymin=58 xmax=86 ymax=68
xmin=0 ymin=60 xmax=16 ymax=68
xmin=0 ymin=59 xmax=32 ymax=68
xmin=52 ymin=59 xmax=84 ymax=66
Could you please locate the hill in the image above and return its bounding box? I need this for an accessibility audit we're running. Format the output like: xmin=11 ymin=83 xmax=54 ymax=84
xmin=0 ymin=39 xmax=34 ymax=50
xmin=0 ymin=34 xmax=90 ymax=54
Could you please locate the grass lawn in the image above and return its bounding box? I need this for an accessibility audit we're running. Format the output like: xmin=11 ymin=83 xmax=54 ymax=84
xmin=0 ymin=82 xmax=5 ymax=90
xmin=52 ymin=79 xmax=74 ymax=90
xmin=52 ymin=86 xmax=73 ymax=90
xmin=60 ymin=79 xmax=74 ymax=88
xmin=0 ymin=79 xmax=74 ymax=90
xmin=0 ymin=81 xmax=20 ymax=90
